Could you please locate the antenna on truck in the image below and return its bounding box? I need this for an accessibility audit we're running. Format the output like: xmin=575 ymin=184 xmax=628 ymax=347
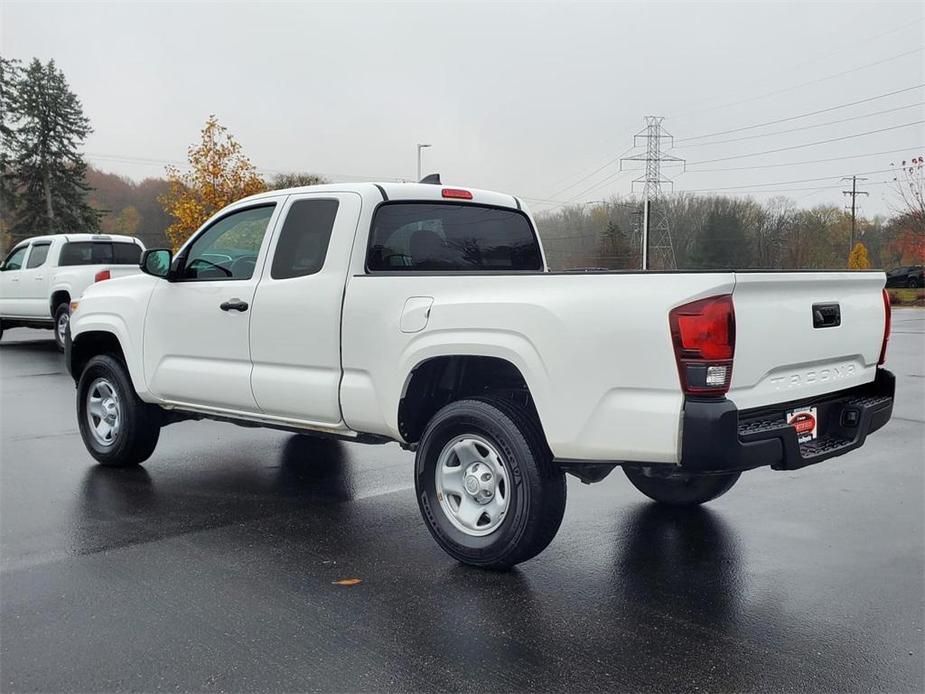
xmin=419 ymin=173 xmax=441 ymax=184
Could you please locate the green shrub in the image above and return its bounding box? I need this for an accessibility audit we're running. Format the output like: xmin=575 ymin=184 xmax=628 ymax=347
xmin=887 ymin=288 xmax=925 ymax=307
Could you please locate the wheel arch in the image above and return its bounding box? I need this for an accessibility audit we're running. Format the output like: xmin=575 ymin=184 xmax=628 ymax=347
xmin=49 ymin=289 xmax=71 ymax=317
xmin=397 ymin=354 xmax=549 ymax=446
xmin=70 ymin=330 xmax=127 ymax=383
xmin=68 ymin=322 xmax=149 ymax=401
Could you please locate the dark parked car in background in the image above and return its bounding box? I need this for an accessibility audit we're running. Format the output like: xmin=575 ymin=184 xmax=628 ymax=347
xmin=885 ymin=265 xmax=924 ymax=288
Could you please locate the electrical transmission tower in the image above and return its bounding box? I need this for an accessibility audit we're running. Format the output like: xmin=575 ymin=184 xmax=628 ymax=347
xmin=621 ymin=116 xmax=685 ymax=270
xmin=841 ymin=175 xmax=869 ymax=252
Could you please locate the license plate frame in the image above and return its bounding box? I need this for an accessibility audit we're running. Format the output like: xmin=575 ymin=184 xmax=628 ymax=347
xmin=787 ymin=406 xmax=818 ymax=443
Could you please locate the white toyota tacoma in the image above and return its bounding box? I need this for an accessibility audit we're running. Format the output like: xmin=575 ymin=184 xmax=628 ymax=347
xmin=66 ymin=181 xmax=895 ymax=568
xmin=0 ymin=233 xmax=144 ymax=350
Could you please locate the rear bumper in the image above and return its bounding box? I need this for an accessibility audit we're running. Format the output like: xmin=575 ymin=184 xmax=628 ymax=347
xmin=681 ymin=368 xmax=894 ymax=473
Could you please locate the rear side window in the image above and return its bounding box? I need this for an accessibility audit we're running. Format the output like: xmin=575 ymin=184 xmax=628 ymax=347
xmin=367 ymin=203 xmax=542 ymax=272
xmin=271 ymin=199 xmax=339 ymax=279
xmin=26 ymin=243 xmax=51 ymax=268
xmin=112 ymin=242 xmax=141 ymax=264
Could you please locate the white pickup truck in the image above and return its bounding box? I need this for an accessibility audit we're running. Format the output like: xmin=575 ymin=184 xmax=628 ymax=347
xmin=66 ymin=181 xmax=895 ymax=568
xmin=0 ymin=233 xmax=145 ymax=350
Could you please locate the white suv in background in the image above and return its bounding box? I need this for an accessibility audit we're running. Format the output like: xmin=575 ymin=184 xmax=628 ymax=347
xmin=0 ymin=234 xmax=145 ymax=350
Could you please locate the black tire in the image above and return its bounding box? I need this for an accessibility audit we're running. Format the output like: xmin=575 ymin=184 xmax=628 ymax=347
xmin=414 ymin=397 xmax=567 ymax=569
xmin=0 ymin=319 xmax=4 ymax=342
xmin=908 ymin=277 xmax=920 ymax=288
xmin=53 ymin=302 xmax=69 ymax=352
xmin=77 ymin=354 xmax=161 ymax=467
xmin=623 ymin=466 xmax=740 ymax=506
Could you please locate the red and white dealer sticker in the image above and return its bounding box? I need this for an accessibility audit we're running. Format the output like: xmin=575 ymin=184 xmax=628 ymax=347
xmin=787 ymin=407 xmax=818 ymax=443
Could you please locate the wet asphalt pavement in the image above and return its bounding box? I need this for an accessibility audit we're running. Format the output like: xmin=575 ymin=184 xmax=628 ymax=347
xmin=1 ymin=311 xmax=923 ymax=693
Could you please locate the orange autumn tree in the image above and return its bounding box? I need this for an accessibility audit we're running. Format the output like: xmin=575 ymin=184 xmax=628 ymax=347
xmin=847 ymin=242 xmax=871 ymax=270
xmin=160 ymin=116 xmax=266 ymax=250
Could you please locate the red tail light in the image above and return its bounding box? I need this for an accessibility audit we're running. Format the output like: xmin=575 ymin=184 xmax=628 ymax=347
xmin=442 ymin=188 xmax=472 ymax=200
xmin=879 ymin=288 xmax=891 ymax=365
xmin=669 ymin=294 xmax=736 ymax=395
xmin=94 ymin=269 xmax=111 ymax=283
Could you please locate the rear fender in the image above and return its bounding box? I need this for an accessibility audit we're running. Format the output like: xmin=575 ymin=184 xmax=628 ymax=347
xmin=396 ymin=330 xmax=551 ymax=436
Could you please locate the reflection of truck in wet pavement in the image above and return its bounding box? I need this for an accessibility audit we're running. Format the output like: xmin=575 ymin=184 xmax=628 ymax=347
xmin=66 ymin=180 xmax=894 ymax=568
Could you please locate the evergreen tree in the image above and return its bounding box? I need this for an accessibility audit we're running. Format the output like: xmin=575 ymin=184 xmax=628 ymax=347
xmin=691 ymin=209 xmax=749 ymax=269
xmin=8 ymin=58 xmax=99 ymax=241
xmin=0 ymin=56 xmax=21 ymax=235
xmin=599 ymin=219 xmax=635 ymax=269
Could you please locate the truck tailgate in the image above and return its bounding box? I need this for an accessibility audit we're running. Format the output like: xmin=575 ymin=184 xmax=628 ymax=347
xmin=728 ymin=272 xmax=887 ymax=410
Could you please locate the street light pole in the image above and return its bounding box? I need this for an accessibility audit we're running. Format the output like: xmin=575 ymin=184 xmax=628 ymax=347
xmin=417 ymin=144 xmax=431 ymax=181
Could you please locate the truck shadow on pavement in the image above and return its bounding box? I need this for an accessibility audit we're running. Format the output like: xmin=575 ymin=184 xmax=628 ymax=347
xmin=0 ymin=337 xmax=59 ymax=352
xmin=615 ymin=504 xmax=744 ymax=623
xmin=70 ymin=435 xmax=358 ymax=556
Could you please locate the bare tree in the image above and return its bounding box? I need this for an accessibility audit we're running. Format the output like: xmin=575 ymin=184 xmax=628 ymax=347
xmin=889 ymin=154 xmax=925 ymax=234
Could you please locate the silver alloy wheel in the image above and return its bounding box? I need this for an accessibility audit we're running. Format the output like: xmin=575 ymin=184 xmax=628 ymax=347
xmin=57 ymin=312 xmax=68 ymax=344
xmin=86 ymin=377 xmax=121 ymax=447
xmin=435 ymin=435 xmax=510 ymax=537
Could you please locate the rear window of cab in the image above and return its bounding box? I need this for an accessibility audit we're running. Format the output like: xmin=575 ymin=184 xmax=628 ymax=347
xmin=59 ymin=242 xmax=142 ymax=266
xmin=367 ymin=202 xmax=542 ymax=272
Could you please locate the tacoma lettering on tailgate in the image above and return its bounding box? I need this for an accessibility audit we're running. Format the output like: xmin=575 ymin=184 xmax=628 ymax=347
xmin=770 ymin=363 xmax=856 ymax=391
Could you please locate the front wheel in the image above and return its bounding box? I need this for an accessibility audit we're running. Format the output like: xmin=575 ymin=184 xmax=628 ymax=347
xmin=624 ymin=466 xmax=740 ymax=506
xmin=415 ymin=398 xmax=566 ymax=569
xmin=77 ymin=354 xmax=162 ymax=467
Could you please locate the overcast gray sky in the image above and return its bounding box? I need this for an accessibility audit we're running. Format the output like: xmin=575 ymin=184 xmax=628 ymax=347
xmin=3 ymin=0 xmax=923 ymax=216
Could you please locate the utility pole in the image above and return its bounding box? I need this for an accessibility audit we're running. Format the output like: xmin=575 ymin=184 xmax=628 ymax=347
xmin=621 ymin=116 xmax=685 ymax=270
xmin=842 ymin=175 xmax=869 ymax=252
xmin=417 ymin=143 xmax=431 ymax=181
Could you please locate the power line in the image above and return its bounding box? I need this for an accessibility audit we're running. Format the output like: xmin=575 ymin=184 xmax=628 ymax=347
xmin=538 ymin=167 xmax=635 ymax=211
xmin=567 ymin=169 xmax=632 ymax=203
xmin=685 ymin=145 xmax=924 ymax=173
xmin=687 ymin=121 xmax=925 ymax=165
xmin=698 ymin=181 xmax=890 ymax=196
xmin=680 ymin=101 xmax=925 ymax=148
xmin=541 ymin=146 xmax=635 ymax=200
xmin=676 ymin=84 xmax=925 ymax=143
xmin=530 ymin=150 xmax=921 ymax=207
xmin=670 ymin=16 xmax=925 ymax=120
xmin=680 ymin=167 xmax=894 ymax=193
xmin=672 ymin=46 xmax=925 ymax=120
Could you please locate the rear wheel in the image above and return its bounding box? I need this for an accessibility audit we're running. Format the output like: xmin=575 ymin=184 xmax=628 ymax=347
xmin=53 ymin=303 xmax=69 ymax=352
xmin=908 ymin=277 xmax=921 ymax=288
xmin=624 ymin=466 xmax=739 ymax=506
xmin=77 ymin=354 xmax=161 ymax=467
xmin=415 ymin=397 xmax=566 ymax=569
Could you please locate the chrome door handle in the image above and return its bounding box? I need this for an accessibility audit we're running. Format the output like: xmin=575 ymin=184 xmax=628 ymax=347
xmin=220 ymin=299 xmax=249 ymax=312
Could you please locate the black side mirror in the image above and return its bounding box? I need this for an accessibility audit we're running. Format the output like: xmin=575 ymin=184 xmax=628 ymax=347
xmin=140 ymin=249 xmax=172 ymax=279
